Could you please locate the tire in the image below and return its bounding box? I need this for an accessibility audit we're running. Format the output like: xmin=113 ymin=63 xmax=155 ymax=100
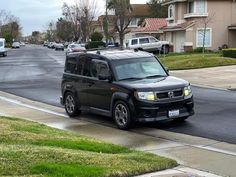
xmin=113 ymin=101 xmax=132 ymax=130
xmin=3 ymin=52 xmax=7 ymax=57
xmin=161 ymin=45 xmax=170 ymax=54
xmin=173 ymin=116 xmax=188 ymax=123
xmin=64 ymin=92 xmax=81 ymax=117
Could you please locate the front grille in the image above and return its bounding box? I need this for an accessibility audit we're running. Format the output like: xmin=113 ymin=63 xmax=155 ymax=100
xmin=156 ymin=89 xmax=183 ymax=100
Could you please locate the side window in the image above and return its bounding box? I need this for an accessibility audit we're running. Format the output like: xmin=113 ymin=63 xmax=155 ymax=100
xmin=75 ymin=55 xmax=92 ymax=76
xmin=139 ymin=38 xmax=149 ymax=44
xmin=149 ymin=37 xmax=159 ymax=43
xmin=90 ymin=60 xmax=110 ymax=78
xmin=65 ymin=56 xmax=77 ymax=74
xmin=131 ymin=39 xmax=138 ymax=45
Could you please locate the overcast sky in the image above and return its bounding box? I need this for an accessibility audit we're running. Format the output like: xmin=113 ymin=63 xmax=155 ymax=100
xmin=1 ymin=0 xmax=147 ymax=36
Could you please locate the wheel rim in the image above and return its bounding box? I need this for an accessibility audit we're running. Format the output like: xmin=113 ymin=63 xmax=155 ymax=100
xmin=115 ymin=104 xmax=128 ymax=126
xmin=65 ymin=95 xmax=75 ymax=114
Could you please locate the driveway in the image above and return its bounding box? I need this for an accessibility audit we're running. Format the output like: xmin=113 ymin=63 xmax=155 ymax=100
xmin=171 ymin=65 xmax=236 ymax=90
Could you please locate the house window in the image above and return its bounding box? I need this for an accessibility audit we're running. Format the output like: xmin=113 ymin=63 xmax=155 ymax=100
xmin=196 ymin=0 xmax=206 ymax=14
xmin=187 ymin=1 xmax=194 ymax=13
xmin=168 ymin=4 xmax=174 ymax=18
xmin=196 ymin=28 xmax=212 ymax=47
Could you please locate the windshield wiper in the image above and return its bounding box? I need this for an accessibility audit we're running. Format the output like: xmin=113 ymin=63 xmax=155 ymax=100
xmin=119 ymin=77 xmax=144 ymax=81
xmin=145 ymin=75 xmax=166 ymax=79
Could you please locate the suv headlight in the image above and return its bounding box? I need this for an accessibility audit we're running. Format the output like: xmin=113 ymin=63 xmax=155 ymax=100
xmin=184 ymin=86 xmax=192 ymax=97
xmin=135 ymin=92 xmax=156 ymax=101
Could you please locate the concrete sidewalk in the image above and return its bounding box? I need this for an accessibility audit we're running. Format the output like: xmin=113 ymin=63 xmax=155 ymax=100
xmin=171 ymin=65 xmax=236 ymax=90
xmin=1 ymin=91 xmax=235 ymax=177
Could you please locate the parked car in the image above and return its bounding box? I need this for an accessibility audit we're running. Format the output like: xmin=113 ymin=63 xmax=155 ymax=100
xmin=48 ymin=42 xmax=56 ymax=49
xmin=20 ymin=42 xmax=26 ymax=47
xmin=65 ymin=43 xmax=86 ymax=55
xmin=60 ymin=49 xmax=194 ymax=130
xmin=43 ymin=41 xmax=49 ymax=47
xmin=126 ymin=36 xmax=170 ymax=54
xmin=55 ymin=43 xmax=64 ymax=51
xmin=12 ymin=42 xmax=20 ymax=48
xmin=0 ymin=38 xmax=7 ymax=57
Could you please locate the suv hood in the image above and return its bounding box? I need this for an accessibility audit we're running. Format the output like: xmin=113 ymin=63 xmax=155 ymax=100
xmin=117 ymin=76 xmax=189 ymax=91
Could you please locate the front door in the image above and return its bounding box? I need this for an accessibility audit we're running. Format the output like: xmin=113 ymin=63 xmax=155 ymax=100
xmin=87 ymin=59 xmax=113 ymax=111
xmin=174 ymin=31 xmax=186 ymax=53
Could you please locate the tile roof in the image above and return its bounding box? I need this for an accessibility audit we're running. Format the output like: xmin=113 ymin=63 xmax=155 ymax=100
xmin=162 ymin=21 xmax=195 ymax=31
xmin=133 ymin=18 xmax=167 ymax=33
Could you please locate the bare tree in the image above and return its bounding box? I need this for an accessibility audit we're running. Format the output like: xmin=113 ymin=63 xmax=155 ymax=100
xmin=196 ymin=12 xmax=215 ymax=56
xmin=108 ymin=0 xmax=133 ymax=49
xmin=62 ymin=0 xmax=99 ymax=42
xmin=0 ymin=10 xmax=22 ymax=42
xmin=46 ymin=21 xmax=57 ymax=42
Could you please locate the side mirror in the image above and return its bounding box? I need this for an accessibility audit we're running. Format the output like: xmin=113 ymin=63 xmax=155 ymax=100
xmin=98 ymin=74 xmax=112 ymax=82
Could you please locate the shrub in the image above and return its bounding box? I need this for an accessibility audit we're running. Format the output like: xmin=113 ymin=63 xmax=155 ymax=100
xmin=85 ymin=41 xmax=106 ymax=49
xmin=222 ymin=48 xmax=236 ymax=58
xmin=192 ymin=47 xmax=213 ymax=53
xmin=91 ymin=32 xmax=103 ymax=42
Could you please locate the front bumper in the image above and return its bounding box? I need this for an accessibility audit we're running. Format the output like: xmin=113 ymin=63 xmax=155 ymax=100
xmin=133 ymin=97 xmax=194 ymax=122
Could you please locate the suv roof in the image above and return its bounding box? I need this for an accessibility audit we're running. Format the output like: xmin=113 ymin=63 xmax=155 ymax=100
xmin=68 ymin=49 xmax=154 ymax=60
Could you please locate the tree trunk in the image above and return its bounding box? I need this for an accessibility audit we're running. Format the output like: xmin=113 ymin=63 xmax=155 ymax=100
xmin=119 ymin=32 xmax=124 ymax=50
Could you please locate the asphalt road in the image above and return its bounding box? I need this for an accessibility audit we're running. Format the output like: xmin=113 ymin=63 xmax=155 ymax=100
xmin=1 ymin=45 xmax=236 ymax=144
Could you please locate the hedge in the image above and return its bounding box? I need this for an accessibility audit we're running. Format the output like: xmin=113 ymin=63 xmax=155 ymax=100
xmin=85 ymin=41 xmax=106 ymax=49
xmin=222 ymin=48 xmax=236 ymax=58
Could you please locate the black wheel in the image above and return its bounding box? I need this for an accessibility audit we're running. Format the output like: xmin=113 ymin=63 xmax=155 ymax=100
xmin=3 ymin=52 xmax=7 ymax=57
xmin=113 ymin=101 xmax=132 ymax=130
xmin=64 ymin=92 xmax=81 ymax=117
xmin=173 ymin=116 xmax=188 ymax=123
xmin=161 ymin=45 xmax=169 ymax=54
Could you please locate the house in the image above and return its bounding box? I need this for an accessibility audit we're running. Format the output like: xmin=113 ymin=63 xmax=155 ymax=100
xmin=161 ymin=0 xmax=236 ymax=52
xmin=91 ymin=4 xmax=153 ymax=44
xmin=131 ymin=18 xmax=167 ymax=40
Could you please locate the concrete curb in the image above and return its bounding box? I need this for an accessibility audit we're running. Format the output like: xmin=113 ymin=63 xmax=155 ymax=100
xmin=137 ymin=166 xmax=222 ymax=177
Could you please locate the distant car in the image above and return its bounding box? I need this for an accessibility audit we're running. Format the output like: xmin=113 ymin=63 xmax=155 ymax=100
xmin=65 ymin=43 xmax=86 ymax=55
xmin=126 ymin=36 xmax=170 ymax=54
xmin=20 ymin=42 xmax=26 ymax=47
xmin=12 ymin=42 xmax=20 ymax=48
xmin=48 ymin=42 xmax=56 ymax=49
xmin=43 ymin=41 xmax=49 ymax=47
xmin=55 ymin=43 xmax=64 ymax=51
xmin=0 ymin=38 xmax=7 ymax=57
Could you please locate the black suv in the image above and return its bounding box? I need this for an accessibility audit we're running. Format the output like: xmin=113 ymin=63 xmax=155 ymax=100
xmin=61 ymin=50 xmax=194 ymax=129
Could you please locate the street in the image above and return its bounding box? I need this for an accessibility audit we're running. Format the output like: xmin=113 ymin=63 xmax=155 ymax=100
xmin=1 ymin=45 xmax=236 ymax=144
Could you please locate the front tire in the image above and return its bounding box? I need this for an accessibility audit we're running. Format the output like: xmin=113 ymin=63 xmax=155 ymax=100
xmin=64 ymin=92 xmax=81 ymax=117
xmin=3 ymin=52 xmax=7 ymax=57
xmin=113 ymin=101 xmax=132 ymax=130
xmin=161 ymin=45 xmax=170 ymax=54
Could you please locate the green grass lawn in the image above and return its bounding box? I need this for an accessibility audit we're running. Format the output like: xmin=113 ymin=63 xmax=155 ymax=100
xmin=0 ymin=117 xmax=177 ymax=177
xmin=159 ymin=53 xmax=236 ymax=70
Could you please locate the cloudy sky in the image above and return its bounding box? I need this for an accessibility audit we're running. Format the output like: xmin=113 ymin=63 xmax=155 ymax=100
xmin=1 ymin=0 xmax=147 ymax=36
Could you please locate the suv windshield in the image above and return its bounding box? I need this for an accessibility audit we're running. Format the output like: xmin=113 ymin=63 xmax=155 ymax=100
xmin=112 ymin=57 xmax=168 ymax=81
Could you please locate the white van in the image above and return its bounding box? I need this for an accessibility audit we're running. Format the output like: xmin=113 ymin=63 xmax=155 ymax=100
xmin=0 ymin=38 xmax=7 ymax=57
xmin=126 ymin=36 xmax=170 ymax=54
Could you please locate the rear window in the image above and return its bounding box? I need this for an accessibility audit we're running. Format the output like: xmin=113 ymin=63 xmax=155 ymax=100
xmin=0 ymin=41 xmax=3 ymax=47
xmin=139 ymin=38 xmax=149 ymax=44
xmin=65 ymin=56 xmax=77 ymax=74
